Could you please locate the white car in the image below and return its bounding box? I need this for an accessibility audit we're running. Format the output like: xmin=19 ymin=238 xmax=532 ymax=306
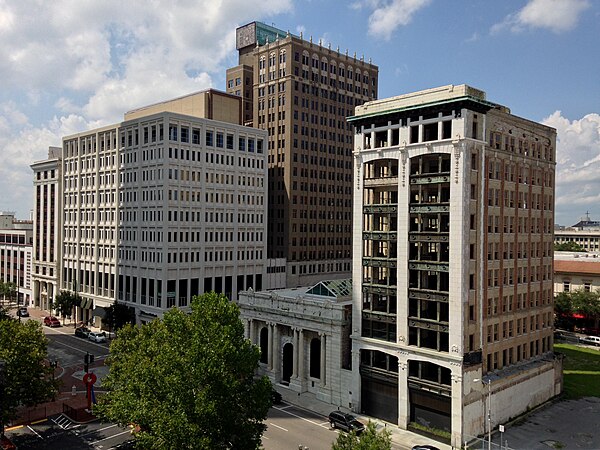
xmin=88 ymin=331 xmax=107 ymax=343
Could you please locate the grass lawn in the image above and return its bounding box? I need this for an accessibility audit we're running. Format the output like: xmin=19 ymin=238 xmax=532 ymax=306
xmin=554 ymin=343 xmax=600 ymax=399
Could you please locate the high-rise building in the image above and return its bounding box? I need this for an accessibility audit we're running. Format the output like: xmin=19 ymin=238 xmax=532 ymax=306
xmin=0 ymin=212 xmax=33 ymax=307
xmin=226 ymin=22 xmax=378 ymax=287
xmin=31 ymin=146 xmax=62 ymax=311
xmin=54 ymin=90 xmax=267 ymax=324
xmin=349 ymin=85 xmax=561 ymax=446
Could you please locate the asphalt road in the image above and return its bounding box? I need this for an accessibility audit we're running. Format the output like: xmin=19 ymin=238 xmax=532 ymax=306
xmin=263 ymin=403 xmax=339 ymax=450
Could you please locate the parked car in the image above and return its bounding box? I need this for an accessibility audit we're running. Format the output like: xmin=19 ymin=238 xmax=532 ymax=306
xmin=43 ymin=316 xmax=61 ymax=327
xmin=328 ymin=411 xmax=365 ymax=433
xmin=17 ymin=307 xmax=29 ymax=317
xmin=88 ymin=331 xmax=107 ymax=343
xmin=75 ymin=327 xmax=91 ymax=338
xmin=580 ymin=335 xmax=600 ymax=346
xmin=412 ymin=445 xmax=441 ymax=450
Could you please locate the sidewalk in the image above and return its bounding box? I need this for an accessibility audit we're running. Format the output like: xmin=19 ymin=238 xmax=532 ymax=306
xmin=275 ymin=386 xmax=451 ymax=450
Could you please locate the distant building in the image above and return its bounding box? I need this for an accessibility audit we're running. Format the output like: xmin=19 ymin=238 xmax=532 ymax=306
xmin=555 ymin=230 xmax=600 ymax=252
xmin=31 ymin=146 xmax=62 ymax=311
xmin=36 ymin=89 xmax=268 ymax=325
xmin=554 ymin=251 xmax=600 ymax=293
xmin=349 ymin=85 xmax=561 ymax=447
xmin=226 ymin=22 xmax=379 ymax=287
xmin=0 ymin=212 xmax=33 ymax=306
xmin=237 ymin=279 xmax=352 ymax=405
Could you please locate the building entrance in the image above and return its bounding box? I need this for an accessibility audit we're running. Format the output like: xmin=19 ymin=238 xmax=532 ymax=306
xmin=282 ymin=343 xmax=293 ymax=384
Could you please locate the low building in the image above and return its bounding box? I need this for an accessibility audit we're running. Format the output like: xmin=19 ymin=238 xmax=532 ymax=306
xmin=0 ymin=212 xmax=33 ymax=307
xmin=237 ymin=279 xmax=352 ymax=406
xmin=554 ymin=251 xmax=600 ymax=294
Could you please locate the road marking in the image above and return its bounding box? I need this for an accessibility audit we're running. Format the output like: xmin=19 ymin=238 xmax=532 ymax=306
xmin=4 ymin=425 xmax=24 ymax=432
xmin=79 ymin=423 xmax=119 ymax=437
xmin=89 ymin=429 xmax=133 ymax=445
xmin=277 ymin=404 xmax=293 ymax=410
xmin=273 ymin=405 xmax=329 ymax=429
xmin=31 ymin=418 xmax=48 ymax=425
xmin=27 ymin=425 xmax=44 ymax=439
xmin=268 ymin=422 xmax=289 ymax=432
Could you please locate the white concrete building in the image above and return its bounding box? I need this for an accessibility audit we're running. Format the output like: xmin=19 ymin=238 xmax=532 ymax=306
xmin=59 ymin=90 xmax=268 ymax=325
xmin=349 ymin=85 xmax=562 ymax=447
xmin=31 ymin=146 xmax=62 ymax=311
xmin=0 ymin=212 xmax=33 ymax=307
xmin=237 ymin=279 xmax=353 ymax=405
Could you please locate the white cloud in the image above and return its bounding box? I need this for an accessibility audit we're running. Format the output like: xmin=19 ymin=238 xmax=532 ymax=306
xmin=0 ymin=0 xmax=293 ymax=218
xmin=353 ymin=0 xmax=431 ymax=40
xmin=492 ymin=0 xmax=590 ymax=34
xmin=542 ymin=111 xmax=600 ymax=225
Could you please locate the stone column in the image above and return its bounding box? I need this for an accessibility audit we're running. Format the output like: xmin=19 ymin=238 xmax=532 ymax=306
xmin=267 ymin=322 xmax=273 ymax=371
xmin=298 ymin=329 xmax=305 ymax=381
xmin=292 ymin=328 xmax=299 ymax=378
xmin=273 ymin=325 xmax=280 ymax=379
xmin=244 ymin=319 xmax=250 ymax=340
xmin=249 ymin=319 xmax=255 ymax=344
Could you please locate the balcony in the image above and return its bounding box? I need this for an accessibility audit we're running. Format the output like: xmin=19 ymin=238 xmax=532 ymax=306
xmin=363 ymin=204 xmax=398 ymax=214
xmin=363 ymin=231 xmax=398 ymax=241
xmin=364 ymin=176 xmax=399 ymax=188
xmin=362 ymin=257 xmax=397 ymax=269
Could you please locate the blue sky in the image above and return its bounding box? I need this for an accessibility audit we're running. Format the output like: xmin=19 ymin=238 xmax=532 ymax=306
xmin=0 ymin=0 xmax=598 ymax=225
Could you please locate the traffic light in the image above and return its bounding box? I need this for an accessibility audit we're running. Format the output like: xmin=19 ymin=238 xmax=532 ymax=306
xmin=84 ymin=352 xmax=95 ymax=373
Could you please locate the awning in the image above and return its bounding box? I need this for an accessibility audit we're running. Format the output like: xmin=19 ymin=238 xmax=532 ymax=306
xmin=79 ymin=298 xmax=93 ymax=309
xmin=92 ymin=307 xmax=107 ymax=319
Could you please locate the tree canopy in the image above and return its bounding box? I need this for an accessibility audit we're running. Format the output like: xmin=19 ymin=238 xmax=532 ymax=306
xmin=555 ymin=289 xmax=600 ymax=330
xmin=95 ymin=292 xmax=272 ymax=449
xmin=104 ymin=301 xmax=136 ymax=331
xmin=331 ymin=421 xmax=392 ymax=450
xmin=0 ymin=281 xmax=17 ymax=305
xmin=0 ymin=318 xmax=59 ymax=430
xmin=52 ymin=290 xmax=78 ymax=323
xmin=554 ymin=242 xmax=586 ymax=252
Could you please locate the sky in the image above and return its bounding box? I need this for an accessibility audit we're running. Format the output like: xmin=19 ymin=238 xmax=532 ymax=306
xmin=0 ymin=0 xmax=598 ymax=226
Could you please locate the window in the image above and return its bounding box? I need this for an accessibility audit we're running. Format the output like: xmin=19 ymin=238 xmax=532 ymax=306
xmin=226 ymin=134 xmax=234 ymax=150
xmin=563 ymin=281 xmax=570 ymax=292
xmin=206 ymin=131 xmax=213 ymax=147
xmin=584 ymin=282 xmax=592 ymax=292
xmin=216 ymin=132 xmax=224 ymax=148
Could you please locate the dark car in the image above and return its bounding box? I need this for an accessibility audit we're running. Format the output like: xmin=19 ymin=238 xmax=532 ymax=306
xmin=328 ymin=411 xmax=365 ymax=433
xmin=17 ymin=307 xmax=29 ymax=317
xmin=43 ymin=316 xmax=61 ymax=327
xmin=75 ymin=327 xmax=91 ymax=338
xmin=412 ymin=445 xmax=441 ymax=450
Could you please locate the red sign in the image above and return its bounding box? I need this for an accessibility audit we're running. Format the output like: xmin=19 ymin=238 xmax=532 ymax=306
xmin=83 ymin=372 xmax=97 ymax=385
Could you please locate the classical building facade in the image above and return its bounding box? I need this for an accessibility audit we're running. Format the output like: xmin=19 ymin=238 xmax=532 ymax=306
xmin=52 ymin=90 xmax=268 ymax=324
xmin=0 ymin=212 xmax=33 ymax=307
xmin=31 ymin=146 xmax=62 ymax=311
xmin=349 ymin=85 xmax=562 ymax=447
xmin=226 ymin=22 xmax=379 ymax=287
xmin=237 ymin=279 xmax=353 ymax=406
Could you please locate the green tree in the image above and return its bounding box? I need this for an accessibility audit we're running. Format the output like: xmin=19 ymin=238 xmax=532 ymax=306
xmin=0 ymin=319 xmax=59 ymax=433
xmin=332 ymin=421 xmax=392 ymax=450
xmin=555 ymin=242 xmax=586 ymax=252
xmin=104 ymin=301 xmax=135 ymax=332
xmin=0 ymin=281 xmax=17 ymax=305
xmin=52 ymin=290 xmax=78 ymax=324
xmin=95 ymin=292 xmax=272 ymax=449
xmin=555 ymin=289 xmax=600 ymax=330
xmin=554 ymin=291 xmax=575 ymax=329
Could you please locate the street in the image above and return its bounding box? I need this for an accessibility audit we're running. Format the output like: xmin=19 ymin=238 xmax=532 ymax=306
xmin=263 ymin=403 xmax=338 ymax=450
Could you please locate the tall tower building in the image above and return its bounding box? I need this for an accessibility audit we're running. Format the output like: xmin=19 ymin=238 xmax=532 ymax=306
xmin=226 ymin=22 xmax=378 ymax=287
xmin=31 ymin=146 xmax=62 ymax=311
xmin=56 ymin=90 xmax=267 ymax=324
xmin=349 ymin=85 xmax=561 ymax=447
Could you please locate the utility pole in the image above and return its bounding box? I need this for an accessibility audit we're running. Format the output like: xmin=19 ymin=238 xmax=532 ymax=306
xmin=474 ymin=377 xmax=492 ymax=450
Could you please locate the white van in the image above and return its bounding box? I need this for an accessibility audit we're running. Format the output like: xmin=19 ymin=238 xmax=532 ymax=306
xmin=580 ymin=335 xmax=600 ymax=347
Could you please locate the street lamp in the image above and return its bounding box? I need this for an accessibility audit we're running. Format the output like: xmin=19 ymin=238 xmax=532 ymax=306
xmin=474 ymin=377 xmax=492 ymax=450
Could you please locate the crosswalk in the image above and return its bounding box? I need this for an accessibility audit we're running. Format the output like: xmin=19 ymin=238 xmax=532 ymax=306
xmin=51 ymin=413 xmax=81 ymax=431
